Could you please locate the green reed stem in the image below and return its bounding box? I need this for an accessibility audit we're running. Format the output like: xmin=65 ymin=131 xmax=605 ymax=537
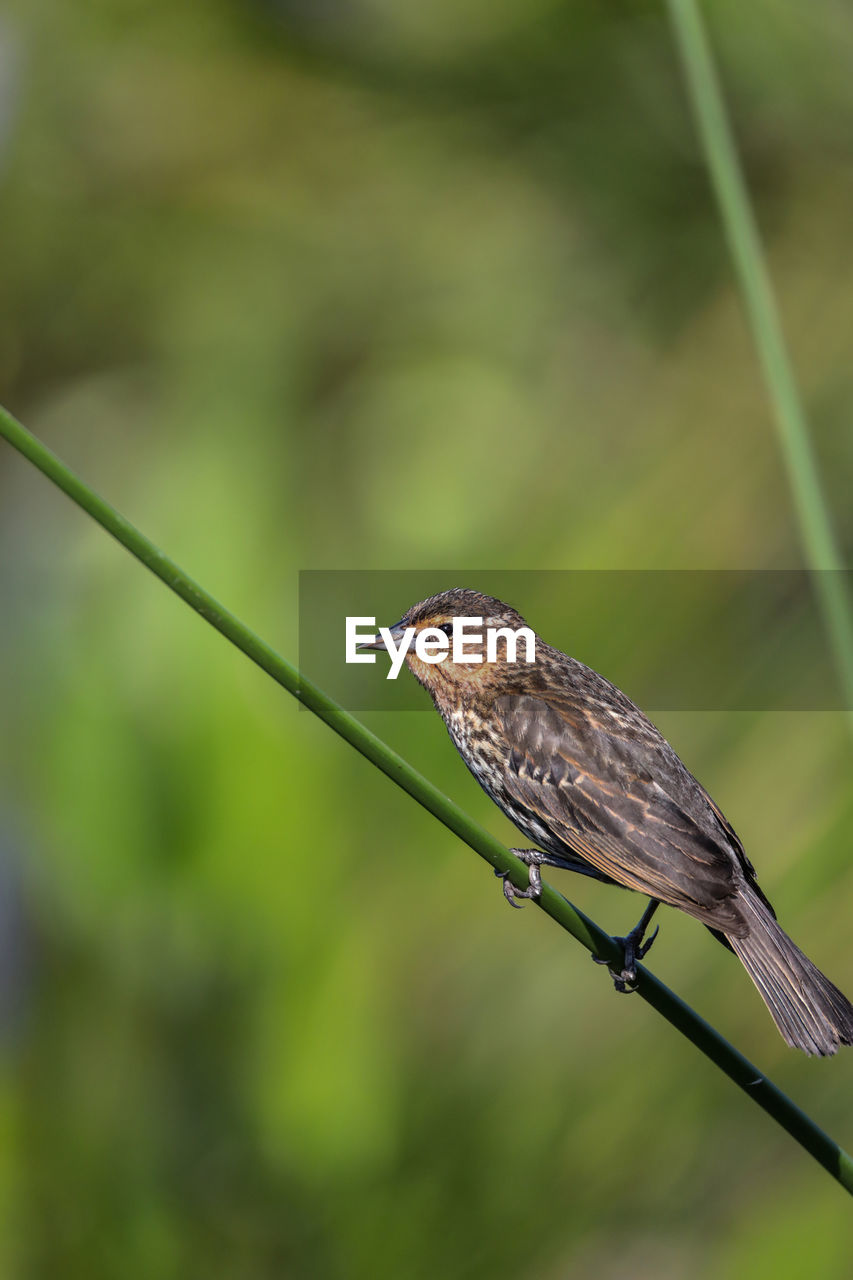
xmin=1 ymin=404 xmax=851 ymax=1193
xmin=666 ymin=0 xmax=853 ymax=731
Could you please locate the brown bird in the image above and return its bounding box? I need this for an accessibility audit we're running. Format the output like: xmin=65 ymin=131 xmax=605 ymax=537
xmin=363 ymin=588 xmax=853 ymax=1055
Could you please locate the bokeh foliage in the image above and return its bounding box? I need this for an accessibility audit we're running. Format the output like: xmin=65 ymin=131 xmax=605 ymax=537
xmin=0 ymin=0 xmax=852 ymax=1276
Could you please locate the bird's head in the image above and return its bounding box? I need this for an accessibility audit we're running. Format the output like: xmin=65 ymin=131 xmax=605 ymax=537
xmin=360 ymin=588 xmax=538 ymax=700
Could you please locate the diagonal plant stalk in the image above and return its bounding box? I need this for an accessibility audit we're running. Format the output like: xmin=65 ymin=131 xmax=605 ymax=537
xmin=666 ymin=0 xmax=853 ymax=732
xmin=1 ymin=404 xmax=852 ymax=1194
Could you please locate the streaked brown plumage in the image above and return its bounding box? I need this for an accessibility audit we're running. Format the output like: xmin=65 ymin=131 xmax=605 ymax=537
xmin=371 ymin=588 xmax=853 ymax=1056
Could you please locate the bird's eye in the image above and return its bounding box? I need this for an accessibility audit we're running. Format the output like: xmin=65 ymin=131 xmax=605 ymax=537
xmin=437 ymin=622 xmax=454 ymax=637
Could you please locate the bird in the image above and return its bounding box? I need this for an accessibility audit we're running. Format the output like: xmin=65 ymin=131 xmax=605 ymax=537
xmin=361 ymin=588 xmax=853 ymax=1055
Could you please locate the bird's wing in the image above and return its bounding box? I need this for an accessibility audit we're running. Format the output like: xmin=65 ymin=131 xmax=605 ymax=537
xmin=493 ymin=692 xmax=747 ymax=934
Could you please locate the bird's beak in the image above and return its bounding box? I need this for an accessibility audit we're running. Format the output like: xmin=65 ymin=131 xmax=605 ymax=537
xmin=357 ymin=620 xmax=408 ymax=651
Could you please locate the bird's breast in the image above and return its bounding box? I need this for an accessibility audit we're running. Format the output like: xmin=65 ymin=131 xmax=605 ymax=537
xmin=441 ymin=702 xmax=564 ymax=855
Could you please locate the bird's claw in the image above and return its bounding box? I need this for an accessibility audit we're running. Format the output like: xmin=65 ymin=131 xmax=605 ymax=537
xmin=495 ymin=864 xmax=542 ymax=909
xmin=591 ymin=949 xmax=638 ymax=993
xmin=593 ymin=922 xmax=660 ymax=993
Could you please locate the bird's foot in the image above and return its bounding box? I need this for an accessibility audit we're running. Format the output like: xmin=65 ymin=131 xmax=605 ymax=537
xmin=592 ymin=901 xmax=660 ymax=992
xmin=495 ymin=849 xmax=546 ymax=909
xmin=495 ymin=863 xmax=542 ymax=909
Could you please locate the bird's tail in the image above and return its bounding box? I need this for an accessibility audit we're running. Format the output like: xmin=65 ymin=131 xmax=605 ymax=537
xmin=728 ymin=892 xmax=853 ymax=1056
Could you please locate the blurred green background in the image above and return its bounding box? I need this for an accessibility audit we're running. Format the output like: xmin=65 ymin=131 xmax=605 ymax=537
xmin=1 ymin=1 xmax=852 ymax=1276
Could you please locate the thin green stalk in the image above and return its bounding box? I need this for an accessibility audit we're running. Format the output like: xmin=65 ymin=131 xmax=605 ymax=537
xmin=666 ymin=0 xmax=853 ymax=731
xmin=1 ymin=405 xmax=851 ymax=1193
